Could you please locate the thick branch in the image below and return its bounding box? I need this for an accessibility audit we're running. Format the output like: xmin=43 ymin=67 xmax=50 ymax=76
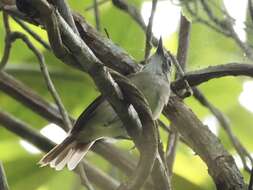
xmin=164 ymin=96 xmax=245 ymax=190
xmin=193 ymin=87 xmax=253 ymax=173
xmin=1 ymin=2 xmax=249 ymax=189
xmin=50 ymin=0 xmax=79 ymax=34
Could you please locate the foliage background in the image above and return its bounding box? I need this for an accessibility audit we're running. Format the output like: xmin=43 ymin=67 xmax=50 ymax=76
xmin=0 ymin=0 xmax=252 ymax=189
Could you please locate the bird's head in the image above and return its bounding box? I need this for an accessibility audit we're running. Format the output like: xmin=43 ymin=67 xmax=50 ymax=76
xmin=143 ymin=38 xmax=172 ymax=79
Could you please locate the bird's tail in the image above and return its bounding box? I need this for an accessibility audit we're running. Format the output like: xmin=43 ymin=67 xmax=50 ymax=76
xmin=38 ymin=136 xmax=95 ymax=171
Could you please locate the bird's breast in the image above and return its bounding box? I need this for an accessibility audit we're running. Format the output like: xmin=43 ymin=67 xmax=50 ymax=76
xmin=130 ymin=72 xmax=171 ymax=119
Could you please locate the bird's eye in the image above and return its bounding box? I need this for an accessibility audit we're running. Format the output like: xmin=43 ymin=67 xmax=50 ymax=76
xmin=162 ymin=61 xmax=168 ymax=72
xmin=167 ymin=59 xmax=172 ymax=67
xmin=162 ymin=58 xmax=172 ymax=72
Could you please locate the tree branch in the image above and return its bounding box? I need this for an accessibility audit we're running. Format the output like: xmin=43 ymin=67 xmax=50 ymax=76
xmin=0 ymin=110 xmax=119 ymax=190
xmin=164 ymin=96 xmax=245 ymax=190
xmin=85 ymin=0 xmax=109 ymax=11
xmin=50 ymin=0 xmax=79 ymax=35
xmin=0 ymin=162 xmax=9 ymax=190
xmin=172 ymin=63 xmax=253 ymax=91
xmin=12 ymin=16 xmax=51 ymax=50
xmin=0 ymin=71 xmax=153 ymax=189
xmin=93 ymin=0 xmax=101 ymax=31
xmin=4 ymin=1 xmax=159 ymax=189
xmin=10 ymin=31 xmax=72 ymax=131
xmin=111 ymin=0 xmax=192 ymax=95
xmin=1 ymin=2 xmax=250 ymax=189
xmin=0 ymin=12 xmax=11 ymax=70
xmin=111 ymin=0 xmax=146 ymax=31
xmin=193 ymin=88 xmax=253 ymax=173
xmin=144 ymin=0 xmax=158 ymax=61
xmin=0 ymin=71 xmax=136 ymax=174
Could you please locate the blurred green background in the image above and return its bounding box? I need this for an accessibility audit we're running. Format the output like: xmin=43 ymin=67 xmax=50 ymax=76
xmin=0 ymin=0 xmax=253 ymax=189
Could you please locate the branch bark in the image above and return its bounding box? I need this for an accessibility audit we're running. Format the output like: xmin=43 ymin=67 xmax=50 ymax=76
xmin=1 ymin=2 xmax=250 ymax=189
xmin=164 ymin=97 xmax=245 ymax=190
xmin=0 ymin=162 xmax=9 ymax=190
xmin=0 ymin=110 xmax=119 ymax=190
xmin=172 ymin=63 xmax=253 ymax=91
xmin=6 ymin=1 xmax=159 ymax=189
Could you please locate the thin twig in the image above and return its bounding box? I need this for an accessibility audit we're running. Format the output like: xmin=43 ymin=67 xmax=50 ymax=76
xmin=193 ymin=88 xmax=253 ymax=173
xmin=166 ymin=128 xmax=179 ymax=178
xmin=12 ymin=16 xmax=51 ymax=50
xmin=94 ymin=0 xmax=101 ymax=31
xmin=76 ymin=164 xmax=95 ymax=190
xmin=85 ymin=0 xmax=109 ymax=11
xmin=176 ymin=15 xmax=191 ymax=71
xmin=3 ymin=12 xmax=11 ymax=35
xmin=249 ymin=0 xmax=253 ymax=24
xmin=249 ymin=167 xmax=253 ymax=190
xmin=111 ymin=0 xmax=146 ymax=31
xmin=0 ymin=12 xmax=11 ymax=70
xmin=186 ymin=0 xmax=253 ymax=60
xmin=10 ymin=31 xmax=72 ymax=131
xmin=0 ymin=162 xmax=9 ymax=190
xmin=184 ymin=2 xmax=231 ymax=37
xmin=144 ymin=0 xmax=158 ymax=61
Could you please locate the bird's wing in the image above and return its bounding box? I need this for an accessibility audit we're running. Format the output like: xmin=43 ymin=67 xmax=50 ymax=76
xmin=70 ymin=95 xmax=105 ymax=134
xmin=70 ymin=71 xmax=142 ymax=135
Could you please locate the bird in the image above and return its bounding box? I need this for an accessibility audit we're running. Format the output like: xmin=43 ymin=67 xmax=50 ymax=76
xmin=39 ymin=38 xmax=172 ymax=171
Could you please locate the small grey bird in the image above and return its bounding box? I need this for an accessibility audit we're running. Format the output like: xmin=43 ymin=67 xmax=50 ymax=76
xmin=39 ymin=38 xmax=172 ymax=170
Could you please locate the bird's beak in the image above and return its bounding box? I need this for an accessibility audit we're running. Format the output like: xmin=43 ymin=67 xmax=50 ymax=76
xmin=156 ymin=37 xmax=164 ymax=56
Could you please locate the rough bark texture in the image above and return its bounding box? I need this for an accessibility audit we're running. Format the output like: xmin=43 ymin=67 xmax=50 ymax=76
xmin=164 ymin=96 xmax=244 ymax=190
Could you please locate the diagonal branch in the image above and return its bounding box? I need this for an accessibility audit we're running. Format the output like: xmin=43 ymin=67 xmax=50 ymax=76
xmin=0 ymin=110 xmax=119 ymax=190
xmin=193 ymin=87 xmax=253 ymax=173
xmin=12 ymin=16 xmax=51 ymax=50
xmin=6 ymin=31 xmax=72 ymax=131
xmin=50 ymin=0 xmax=79 ymax=35
xmin=164 ymin=96 xmax=245 ymax=190
xmin=0 ymin=162 xmax=9 ymax=190
xmin=0 ymin=71 xmax=140 ymax=181
xmin=1 ymin=2 xmax=250 ymax=189
xmin=111 ymin=0 xmax=146 ymax=31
